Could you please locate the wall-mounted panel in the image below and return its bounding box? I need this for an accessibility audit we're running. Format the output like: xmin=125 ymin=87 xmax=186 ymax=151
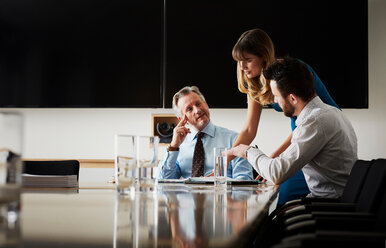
xmin=0 ymin=0 xmax=163 ymax=107
xmin=165 ymin=0 xmax=368 ymax=108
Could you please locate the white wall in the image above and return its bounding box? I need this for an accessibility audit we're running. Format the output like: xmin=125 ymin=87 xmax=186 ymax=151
xmin=3 ymin=0 xmax=386 ymax=161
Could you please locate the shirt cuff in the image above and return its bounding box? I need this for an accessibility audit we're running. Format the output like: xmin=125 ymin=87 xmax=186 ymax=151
xmin=164 ymin=150 xmax=179 ymax=169
xmin=246 ymin=147 xmax=265 ymax=174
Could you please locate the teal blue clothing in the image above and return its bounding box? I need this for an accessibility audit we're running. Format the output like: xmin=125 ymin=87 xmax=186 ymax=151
xmin=271 ymin=61 xmax=340 ymax=206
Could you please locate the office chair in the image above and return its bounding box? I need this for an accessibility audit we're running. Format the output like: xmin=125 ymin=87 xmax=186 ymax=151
xmin=268 ymin=158 xmax=386 ymax=248
xmin=23 ymin=160 xmax=80 ymax=181
xmin=273 ymin=182 xmax=386 ymax=248
xmin=282 ymin=158 xmax=386 ymax=221
xmin=270 ymin=159 xmax=373 ymax=220
xmin=253 ymin=159 xmax=379 ymax=248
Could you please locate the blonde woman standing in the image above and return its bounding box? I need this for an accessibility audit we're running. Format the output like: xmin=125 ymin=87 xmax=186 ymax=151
xmin=230 ymin=28 xmax=339 ymax=206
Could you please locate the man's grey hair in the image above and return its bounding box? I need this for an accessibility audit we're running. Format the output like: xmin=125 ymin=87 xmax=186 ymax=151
xmin=172 ymin=86 xmax=206 ymax=117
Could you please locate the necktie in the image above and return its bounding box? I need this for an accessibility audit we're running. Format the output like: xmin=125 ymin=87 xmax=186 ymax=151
xmin=191 ymin=132 xmax=205 ymax=177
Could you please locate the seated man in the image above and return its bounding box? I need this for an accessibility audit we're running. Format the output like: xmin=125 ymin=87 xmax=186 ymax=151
xmin=228 ymin=57 xmax=358 ymax=198
xmin=158 ymin=86 xmax=253 ymax=180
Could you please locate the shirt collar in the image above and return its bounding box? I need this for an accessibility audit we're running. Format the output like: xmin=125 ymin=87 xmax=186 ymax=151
xmin=190 ymin=121 xmax=215 ymax=141
xmin=295 ymin=96 xmax=323 ymax=126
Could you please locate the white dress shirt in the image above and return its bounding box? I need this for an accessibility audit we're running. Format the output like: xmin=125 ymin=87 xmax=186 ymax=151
xmin=247 ymin=96 xmax=358 ymax=198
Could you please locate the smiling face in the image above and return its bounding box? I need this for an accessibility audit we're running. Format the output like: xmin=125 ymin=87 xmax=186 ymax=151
xmin=238 ymin=52 xmax=265 ymax=79
xmin=177 ymin=92 xmax=210 ymax=131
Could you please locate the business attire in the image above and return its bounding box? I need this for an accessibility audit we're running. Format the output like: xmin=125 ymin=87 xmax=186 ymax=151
xmin=248 ymin=97 xmax=357 ymax=198
xmin=158 ymin=121 xmax=253 ymax=180
xmin=271 ymin=61 xmax=340 ymax=204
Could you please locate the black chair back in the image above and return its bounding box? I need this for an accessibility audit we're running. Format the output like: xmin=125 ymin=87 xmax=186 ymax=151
xmin=374 ymin=181 xmax=386 ymax=232
xmin=356 ymin=159 xmax=386 ymax=213
xmin=340 ymin=159 xmax=372 ymax=203
xmin=23 ymin=160 xmax=80 ymax=180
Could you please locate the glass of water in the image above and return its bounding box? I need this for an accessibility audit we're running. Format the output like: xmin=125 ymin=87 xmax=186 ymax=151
xmin=214 ymin=147 xmax=227 ymax=188
xmin=115 ymin=135 xmax=137 ymax=194
xmin=0 ymin=112 xmax=23 ymax=223
xmin=137 ymin=136 xmax=159 ymax=191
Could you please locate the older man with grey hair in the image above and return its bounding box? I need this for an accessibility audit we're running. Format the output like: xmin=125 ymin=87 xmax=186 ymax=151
xmin=158 ymin=86 xmax=253 ymax=180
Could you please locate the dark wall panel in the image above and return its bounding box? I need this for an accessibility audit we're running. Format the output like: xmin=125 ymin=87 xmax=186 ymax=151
xmin=0 ymin=0 xmax=163 ymax=107
xmin=165 ymin=0 xmax=368 ymax=108
xmin=0 ymin=0 xmax=368 ymax=108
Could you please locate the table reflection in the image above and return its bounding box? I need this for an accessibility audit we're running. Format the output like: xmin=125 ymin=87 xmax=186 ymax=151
xmin=113 ymin=184 xmax=277 ymax=248
xmin=17 ymin=184 xmax=276 ymax=247
xmin=168 ymin=192 xmax=209 ymax=248
xmin=0 ymin=219 xmax=21 ymax=248
xmin=226 ymin=190 xmax=250 ymax=236
xmin=114 ymin=192 xmax=159 ymax=248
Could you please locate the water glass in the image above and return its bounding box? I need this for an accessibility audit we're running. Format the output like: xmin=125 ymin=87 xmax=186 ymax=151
xmin=115 ymin=135 xmax=137 ymax=194
xmin=0 ymin=112 xmax=23 ymax=223
xmin=213 ymin=147 xmax=227 ymax=188
xmin=137 ymin=136 xmax=159 ymax=191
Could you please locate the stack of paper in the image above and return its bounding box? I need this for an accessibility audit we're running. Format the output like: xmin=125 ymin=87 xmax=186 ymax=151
xmin=22 ymin=174 xmax=78 ymax=188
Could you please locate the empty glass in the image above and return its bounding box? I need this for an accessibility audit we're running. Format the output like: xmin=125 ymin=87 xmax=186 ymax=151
xmin=0 ymin=112 xmax=23 ymax=223
xmin=213 ymin=147 xmax=227 ymax=188
xmin=115 ymin=135 xmax=137 ymax=194
xmin=137 ymin=136 xmax=160 ymax=191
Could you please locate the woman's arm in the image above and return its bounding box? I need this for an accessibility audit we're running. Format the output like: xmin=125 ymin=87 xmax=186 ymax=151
xmin=228 ymin=96 xmax=262 ymax=164
xmin=233 ymin=95 xmax=262 ymax=148
xmin=270 ymin=133 xmax=292 ymax=158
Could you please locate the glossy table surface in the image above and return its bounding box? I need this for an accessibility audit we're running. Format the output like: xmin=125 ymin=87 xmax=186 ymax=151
xmin=3 ymin=183 xmax=278 ymax=248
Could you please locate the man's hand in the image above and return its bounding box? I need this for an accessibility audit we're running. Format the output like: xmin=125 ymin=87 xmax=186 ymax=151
xmin=228 ymin=145 xmax=266 ymax=182
xmin=255 ymin=174 xmax=267 ymax=182
xmin=205 ymin=171 xmax=214 ymax=177
xmin=227 ymin=144 xmax=250 ymax=159
xmin=226 ymin=154 xmax=236 ymax=171
xmin=170 ymin=115 xmax=190 ymax=148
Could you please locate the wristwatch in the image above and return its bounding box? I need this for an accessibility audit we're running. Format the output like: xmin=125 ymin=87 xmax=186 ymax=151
xmin=245 ymin=145 xmax=258 ymax=158
xmin=167 ymin=145 xmax=179 ymax=152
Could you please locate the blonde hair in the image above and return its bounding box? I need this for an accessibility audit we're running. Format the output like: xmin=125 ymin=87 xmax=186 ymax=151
xmin=232 ymin=29 xmax=276 ymax=105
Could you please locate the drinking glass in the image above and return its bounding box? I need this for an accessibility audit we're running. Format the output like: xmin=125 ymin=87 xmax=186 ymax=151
xmin=0 ymin=112 xmax=23 ymax=223
xmin=137 ymin=136 xmax=160 ymax=191
xmin=115 ymin=135 xmax=137 ymax=194
xmin=213 ymin=147 xmax=227 ymax=188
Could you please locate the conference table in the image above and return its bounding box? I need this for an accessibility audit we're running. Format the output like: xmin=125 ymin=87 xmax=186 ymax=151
xmin=3 ymin=182 xmax=278 ymax=248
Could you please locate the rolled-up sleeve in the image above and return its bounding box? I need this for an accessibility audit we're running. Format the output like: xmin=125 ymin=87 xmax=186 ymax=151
xmin=158 ymin=151 xmax=181 ymax=179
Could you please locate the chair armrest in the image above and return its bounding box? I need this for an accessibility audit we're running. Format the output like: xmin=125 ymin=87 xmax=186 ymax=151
xmin=269 ymin=199 xmax=302 ymax=219
xmin=285 ymin=215 xmax=377 ymax=235
xmin=280 ymin=230 xmax=385 ymax=247
xmin=300 ymin=197 xmax=340 ymax=204
xmin=270 ymin=198 xmax=341 ymax=220
xmin=285 ymin=211 xmax=374 ymax=226
xmin=282 ymin=202 xmax=356 ymax=219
